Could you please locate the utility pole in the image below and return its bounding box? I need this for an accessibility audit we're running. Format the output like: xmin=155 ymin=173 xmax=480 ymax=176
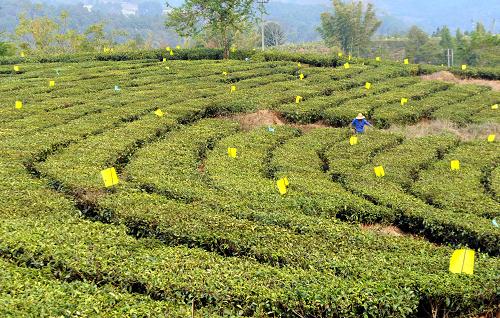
xmin=257 ymin=0 xmax=270 ymax=51
xmin=446 ymin=49 xmax=454 ymax=67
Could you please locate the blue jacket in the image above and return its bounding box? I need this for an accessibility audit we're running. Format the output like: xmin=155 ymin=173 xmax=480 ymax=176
xmin=351 ymin=118 xmax=371 ymax=133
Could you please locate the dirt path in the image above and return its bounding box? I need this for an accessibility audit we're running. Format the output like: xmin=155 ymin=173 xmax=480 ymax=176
xmin=421 ymin=71 xmax=500 ymax=91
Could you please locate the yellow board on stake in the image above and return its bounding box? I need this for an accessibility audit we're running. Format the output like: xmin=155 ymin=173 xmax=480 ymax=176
xmin=449 ymin=249 xmax=475 ymax=275
xmin=374 ymin=166 xmax=385 ymax=177
xmin=338 ymin=52 xmax=343 ymax=57
xmin=344 ymin=63 xmax=350 ymax=69
xmin=230 ymin=85 xmax=236 ymax=93
xmin=15 ymin=101 xmax=23 ymax=109
xmin=49 ymin=80 xmax=55 ymax=87
xmin=401 ymin=98 xmax=408 ymax=106
xmin=404 ymin=58 xmax=409 ymax=65
xmin=349 ymin=136 xmax=358 ymax=146
xmin=461 ymin=64 xmax=467 ymax=70
xmin=296 ymin=96 xmax=303 ymax=104
xmin=163 ymin=58 xmax=167 ymax=62
xmin=297 ymin=62 xmax=301 ymax=68
xmin=166 ymin=46 xmax=171 ymax=52
xmin=348 ymin=55 xmax=352 ymax=61
xmin=277 ymin=177 xmax=288 ymax=195
xmin=154 ymin=109 xmax=164 ymax=117
xmin=450 ymin=160 xmax=460 ymax=171
xmin=492 ymin=104 xmax=498 ymax=110
xmin=299 ymin=73 xmax=304 ymax=80
xmin=365 ymin=82 xmax=372 ymax=90
xmin=101 ymin=167 xmax=119 ymax=188
xmin=176 ymin=45 xmax=181 ymax=49
xmin=487 ymin=134 xmax=495 ymax=142
xmin=20 ymin=52 xmax=26 ymax=57
xmin=228 ymin=147 xmax=237 ymax=158
xmin=376 ymin=56 xmax=381 ymax=62
xmin=170 ymin=50 xmax=174 ymax=56
xmin=231 ymin=47 xmax=236 ymax=53
xmin=222 ymin=71 xmax=228 ymax=76
xmin=13 ymin=65 xmax=20 ymax=72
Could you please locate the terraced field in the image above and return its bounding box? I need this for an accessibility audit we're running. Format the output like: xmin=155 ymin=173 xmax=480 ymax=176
xmin=1 ymin=52 xmax=499 ymax=317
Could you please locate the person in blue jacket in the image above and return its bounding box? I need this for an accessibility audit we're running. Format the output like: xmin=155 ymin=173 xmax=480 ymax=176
xmin=351 ymin=113 xmax=373 ymax=133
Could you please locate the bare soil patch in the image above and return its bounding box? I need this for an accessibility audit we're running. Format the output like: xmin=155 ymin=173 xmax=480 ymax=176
xmin=231 ymin=110 xmax=329 ymax=132
xmin=421 ymin=71 xmax=500 ymax=91
xmin=389 ymin=119 xmax=500 ymax=141
xmin=233 ymin=110 xmax=285 ymax=131
xmin=361 ymin=224 xmax=406 ymax=237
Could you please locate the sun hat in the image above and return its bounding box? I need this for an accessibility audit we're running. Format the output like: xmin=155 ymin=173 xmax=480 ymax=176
xmin=356 ymin=113 xmax=365 ymax=120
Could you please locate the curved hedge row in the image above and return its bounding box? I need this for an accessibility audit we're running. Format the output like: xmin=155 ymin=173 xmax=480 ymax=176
xmin=1 ymin=56 xmax=499 ymax=317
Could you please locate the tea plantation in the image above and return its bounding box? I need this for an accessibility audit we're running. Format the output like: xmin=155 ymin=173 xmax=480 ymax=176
xmin=0 ymin=49 xmax=499 ymax=317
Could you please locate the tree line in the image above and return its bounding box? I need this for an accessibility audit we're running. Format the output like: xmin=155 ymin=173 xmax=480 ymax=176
xmin=1 ymin=0 xmax=498 ymax=67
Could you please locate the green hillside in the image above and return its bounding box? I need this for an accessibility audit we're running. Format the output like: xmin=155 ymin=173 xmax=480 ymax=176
xmin=0 ymin=50 xmax=499 ymax=317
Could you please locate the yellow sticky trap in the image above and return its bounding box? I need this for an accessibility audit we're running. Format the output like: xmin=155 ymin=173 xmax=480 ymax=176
xmin=297 ymin=62 xmax=301 ymax=68
xmin=49 ymin=80 xmax=55 ymax=87
xmin=101 ymin=167 xmax=119 ymax=188
xmin=295 ymin=96 xmax=303 ymax=104
xmin=154 ymin=109 xmax=164 ymax=117
xmin=492 ymin=104 xmax=498 ymax=110
xmin=349 ymin=136 xmax=358 ymax=146
xmin=170 ymin=50 xmax=174 ymax=56
xmin=230 ymin=85 xmax=236 ymax=93
xmin=404 ymin=58 xmax=409 ymax=65
xmin=348 ymin=55 xmax=352 ymax=61
xmin=487 ymin=134 xmax=495 ymax=142
xmin=176 ymin=45 xmax=181 ymax=49
xmin=20 ymin=52 xmax=25 ymax=57
xmin=450 ymin=160 xmax=460 ymax=171
xmin=227 ymin=147 xmax=237 ymax=158
xmin=15 ymin=101 xmax=23 ymax=109
xmin=299 ymin=73 xmax=304 ymax=80
xmin=461 ymin=64 xmax=467 ymax=70
xmin=344 ymin=63 xmax=350 ymax=69
xmin=163 ymin=58 xmax=167 ymax=62
xmin=449 ymin=249 xmax=474 ymax=275
xmin=166 ymin=46 xmax=171 ymax=52
xmin=14 ymin=65 xmax=20 ymax=72
xmin=374 ymin=166 xmax=385 ymax=177
xmin=401 ymin=98 xmax=408 ymax=106
xmin=103 ymin=47 xmax=111 ymax=53
xmin=338 ymin=52 xmax=343 ymax=57
xmin=365 ymin=82 xmax=372 ymax=90
xmin=230 ymin=47 xmax=236 ymax=53
xmin=376 ymin=56 xmax=381 ymax=62
xmin=277 ymin=178 xmax=288 ymax=195
xmin=222 ymin=71 xmax=228 ymax=76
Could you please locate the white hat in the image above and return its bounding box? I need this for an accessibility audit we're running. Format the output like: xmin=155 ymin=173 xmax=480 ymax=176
xmin=356 ymin=113 xmax=365 ymax=120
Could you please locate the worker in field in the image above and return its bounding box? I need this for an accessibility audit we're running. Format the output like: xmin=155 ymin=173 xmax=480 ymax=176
xmin=351 ymin=113 xmax=373 ymax=134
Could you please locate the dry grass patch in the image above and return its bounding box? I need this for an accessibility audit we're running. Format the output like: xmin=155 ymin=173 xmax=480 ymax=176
xmin=389 ymin=119 xmax=500 ymax=141
xmin=421 ymin=71 xmax=500 ymax=91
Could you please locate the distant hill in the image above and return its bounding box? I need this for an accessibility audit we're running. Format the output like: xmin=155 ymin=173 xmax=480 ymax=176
xmin=1 ymin=0 xmax=498 ymax=46
xmin=274 ymin=0 xmax=500 ymax=33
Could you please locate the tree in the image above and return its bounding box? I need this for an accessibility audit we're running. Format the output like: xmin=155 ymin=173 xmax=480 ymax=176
xmin=165 ymin=0 xmax=262 ymax=58
xmin=405 ymin=25 xmax=428 ymax=62
xmin=318 ymin=0 xmax=381 ymax=55
xmin=438 ymin=26 xmax=453 ymax=49
xmin=15 ymin=13 xmax=59 ymax=52
xmin=264 ymin=22 xmax=286 ymax=47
